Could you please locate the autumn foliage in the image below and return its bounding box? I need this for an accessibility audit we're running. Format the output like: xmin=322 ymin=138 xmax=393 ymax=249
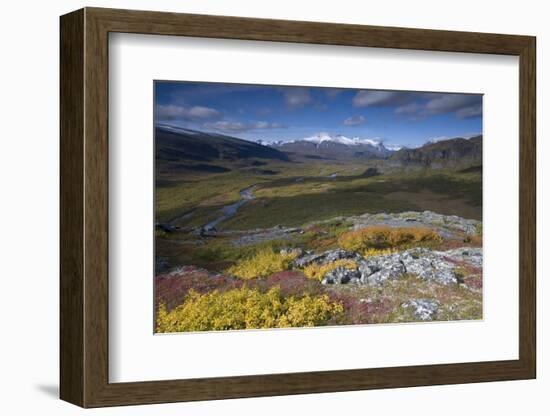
xmin=338 ymin=225 xmax=442 ymax=251
xmin=226 ymin=248 xmax=299 ymax=279
xmin=156 ymin=286 xmax=343 ymax=332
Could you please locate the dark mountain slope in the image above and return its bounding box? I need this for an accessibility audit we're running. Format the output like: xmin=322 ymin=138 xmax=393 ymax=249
xmin=390 ymin=135 xmax=482 ymax=167
xmin=156 ymin=125 xmax=289 ymax=163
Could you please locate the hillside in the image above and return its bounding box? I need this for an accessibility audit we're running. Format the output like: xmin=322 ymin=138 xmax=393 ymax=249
xmin=156 ymin=125 xmax=289 ymax=177
xmin=390 ymin=135 xmax=482 ymax=167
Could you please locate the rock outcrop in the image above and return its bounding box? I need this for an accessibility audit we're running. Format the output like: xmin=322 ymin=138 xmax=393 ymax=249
xmin=323 ymin=267 xmax=361 ymax=285
xmin=351 ymin=211 xmax=480 ymax=236
xmin=293 ymin=249 xmax=362 ymax=268
xmin=292 ymin=246 xmax=482 ymax=287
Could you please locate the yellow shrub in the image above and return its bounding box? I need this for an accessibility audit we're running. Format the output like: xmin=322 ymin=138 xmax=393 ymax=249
xmin=156 ymin=287 xmax=343 ymax=332
xmin=279 ymin=294 xmax=344 ymax=327
xmin=226 ymin=248 xmax=298 ymax=279
xmin=302 ymin=259 xmax=357 ymax=281
xmin=338 ymin=226 xmax=442 ymax=251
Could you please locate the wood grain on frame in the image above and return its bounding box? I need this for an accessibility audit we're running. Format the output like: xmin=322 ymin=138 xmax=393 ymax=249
xmin=60 ymin=7 xmax=536 ymax=408
xmin=60 ymin=8 xmax=85 ymax=406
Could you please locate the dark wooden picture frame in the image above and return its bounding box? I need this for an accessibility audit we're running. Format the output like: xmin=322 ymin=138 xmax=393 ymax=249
xmin=60 ymin=7 xmax=536 ymax=408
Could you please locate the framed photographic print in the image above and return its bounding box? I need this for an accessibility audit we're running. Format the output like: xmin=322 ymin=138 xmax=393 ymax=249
xmin=60 ymin=7 xmax=536 ymax=408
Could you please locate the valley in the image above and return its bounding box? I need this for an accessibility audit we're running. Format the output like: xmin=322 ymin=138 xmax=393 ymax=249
xmin=154 ymin=125 xmax=483 ymax=332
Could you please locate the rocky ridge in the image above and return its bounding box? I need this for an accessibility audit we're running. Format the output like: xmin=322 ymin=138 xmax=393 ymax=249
xmin=291 ymin=246 xmax=482 ymax=287
xmin=229 ymin=210 xmax=481 ymax=247
xmin=349 ymin=211 xmax=480 ymax=237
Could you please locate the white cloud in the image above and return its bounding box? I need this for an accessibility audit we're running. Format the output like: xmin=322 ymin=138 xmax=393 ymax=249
xmin=156 ymin=104 xmax=221 ymax=121
xmin=283 ymin=88 xmax=312 ymax=108
xmin=424 ymin=94 xmax=478 ymax=115
xmin=325 ymin=88 xmax=343 ymax=98
xmin=395 ymin=102 xmax=422 ymax=115
xmin=395 ymin=94 xmax=482 ymax=119
xmin=204 ymin=120 xmax=284 ymax=133
xmin=252 ymin=121 xmax=283 ymax=129
xmin=203 ymin=121 xmax=248 ymax=132
xmin=456 ymin=104 xmax=482 ymax=119
xmin=352 ymin=90 xmax=405 ymax=107
xmin=343 ymin=115 xmax=366 ymax=126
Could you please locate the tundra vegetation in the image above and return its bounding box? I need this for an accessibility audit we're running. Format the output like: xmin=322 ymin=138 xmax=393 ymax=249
xmin=154 ymin=127 xmax=483 ymax=333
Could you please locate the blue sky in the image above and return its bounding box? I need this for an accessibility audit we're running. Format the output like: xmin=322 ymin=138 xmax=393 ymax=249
xmin=155 ymin=81 xmax=482 ymax=148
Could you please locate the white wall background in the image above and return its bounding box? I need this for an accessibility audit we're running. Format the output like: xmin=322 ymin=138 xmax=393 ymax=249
xmin=0 ymin=0 xmax=545 ymax=414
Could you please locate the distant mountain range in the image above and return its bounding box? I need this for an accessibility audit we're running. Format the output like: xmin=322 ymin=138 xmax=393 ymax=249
xmin=155 ymin=125 xmax=482 ymax=174
xmin=268 ymin=133 xmax=396 ymax=160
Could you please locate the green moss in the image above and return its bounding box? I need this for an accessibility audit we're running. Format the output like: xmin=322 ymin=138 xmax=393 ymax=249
xmin=221 ymin=191 xmax=417 ymax=230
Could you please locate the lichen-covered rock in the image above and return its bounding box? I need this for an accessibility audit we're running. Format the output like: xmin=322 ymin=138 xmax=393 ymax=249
xmin=322 ymin=267 xmax=361 ymax=285
xmin=358 ymin=255 xmax=406 ymax=285
xmin=400 ymin=249 xmax=458 ymax=285
xmin=442 ymin=247 xmax=483 ymax=267
xmin=317 ymin=246 xmax=481 ymax=287
xmin=401 ymin=299 xmax=439 ymax=321
xmin=293 ymin=249 xmax=361 ymax=268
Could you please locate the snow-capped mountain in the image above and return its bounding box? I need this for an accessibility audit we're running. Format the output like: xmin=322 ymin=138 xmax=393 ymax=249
xmin=384 ymin=144 xmax=404 ymax=151
xmin=268 ymin=133 xmax=398 ymax=160
xmin=301 ymin=132 xmax=384 ymax=147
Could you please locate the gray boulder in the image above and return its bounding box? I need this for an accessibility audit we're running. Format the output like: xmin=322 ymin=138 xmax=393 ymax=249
xmin=322 ymin=267 xmax=361 ymax=285
xmin=358 ymin=255 xmax=406 ymax=285
xmin=357 ymin=248 xmax=476 ymax=286
xmin=400 ymin=250 xmax=458 ymax=285
xmin=401 ymin=299 xmax=440 ymax=321
xmin=316 ymin=246 xmax=481 ymax=287
xmin=293 ymin=249 xmax=361 ymax=268
xmin=443 ymin=247 xmax=483 ymax=268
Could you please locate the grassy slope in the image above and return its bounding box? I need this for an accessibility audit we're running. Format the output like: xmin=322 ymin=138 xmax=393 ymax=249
xmin=156 ymin=159 xmax=367 ymax=223
xmin=231 ymin=170 xmax=480 ymax=229
xmin=156 ymin=158 xmax=482 ymax=229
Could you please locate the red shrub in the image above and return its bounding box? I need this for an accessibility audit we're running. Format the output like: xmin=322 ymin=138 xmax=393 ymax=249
xmin=462 ymin=275 xmax=483 ymax=290
xmin=155 ymin=266 xmax=242 ymax=312
xmin=327 ymin=292 xmax=394 ymax=325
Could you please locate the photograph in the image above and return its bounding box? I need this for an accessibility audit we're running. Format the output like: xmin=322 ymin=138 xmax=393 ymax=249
xmin=153 ymin=81 xmax=483 ymax=333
